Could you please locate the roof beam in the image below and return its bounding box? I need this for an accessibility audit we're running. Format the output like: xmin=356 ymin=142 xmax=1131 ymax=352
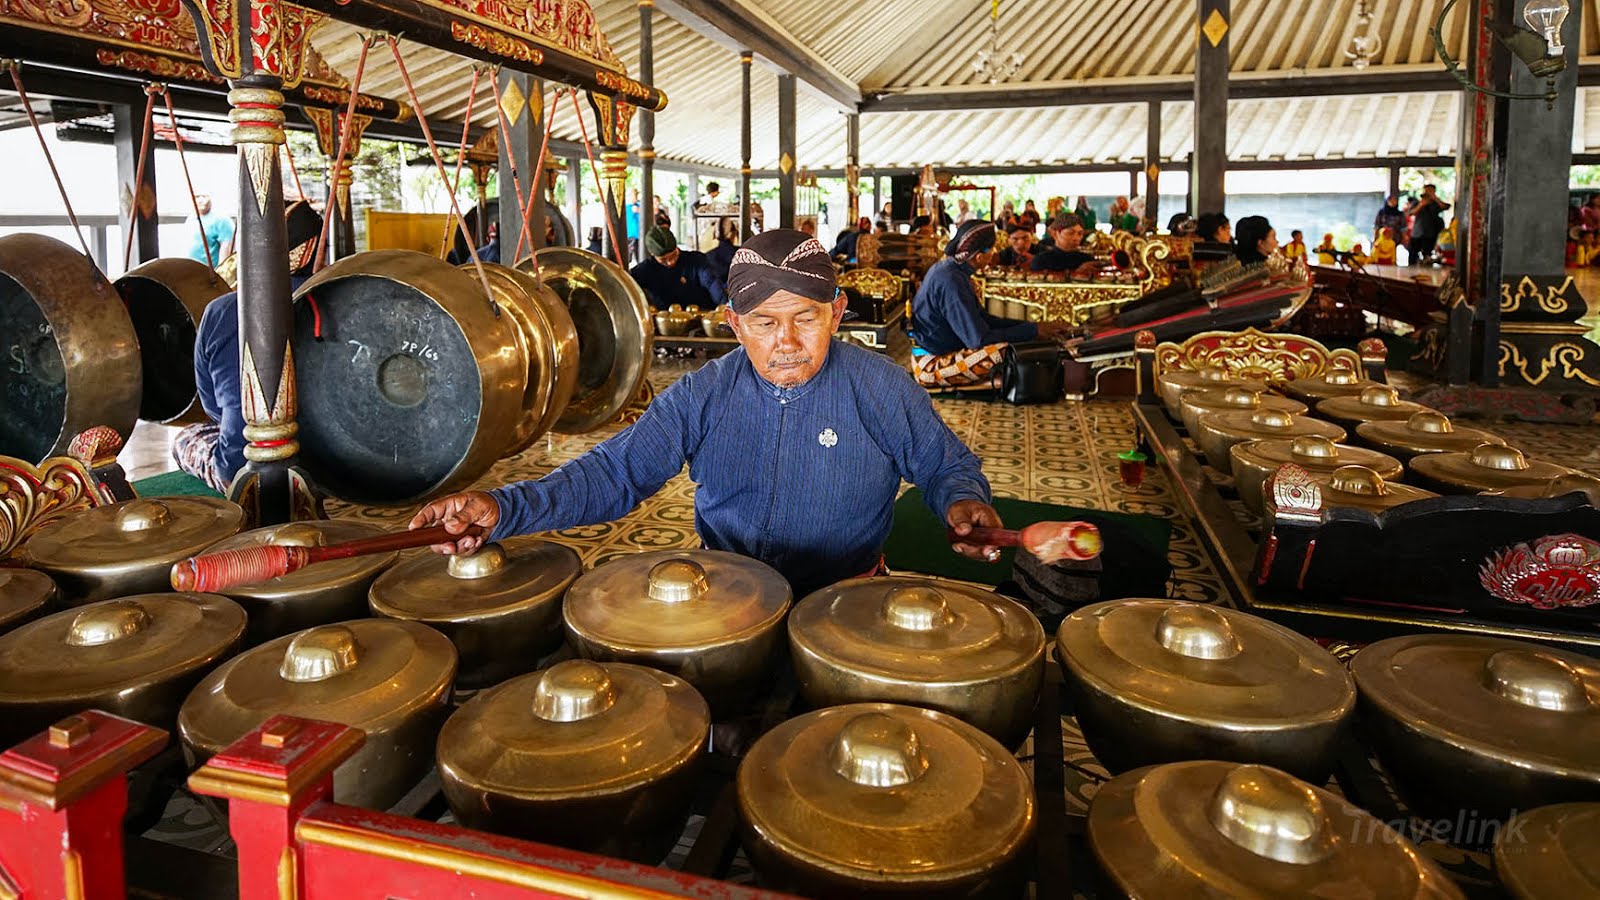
xmin=759 ymin=155 xmax=1459 ymax=180
xmin=861 ymin=63 xmax=1600 ymax=113
xmin=651 ymin=0 xmax=860 ymax=110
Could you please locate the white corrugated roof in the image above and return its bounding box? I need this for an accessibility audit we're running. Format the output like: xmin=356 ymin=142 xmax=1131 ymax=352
xmin=308 ymin=0 xmax=1600 ymax=171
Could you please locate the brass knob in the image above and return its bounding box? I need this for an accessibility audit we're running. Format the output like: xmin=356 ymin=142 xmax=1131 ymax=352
xmin=114 ymin=499 xmax=172 ymax=532
xmin=1359 ymin=385 xmax=1402 ymax=407
xmin=647 ymin=559 xmax=709 ymax=603
xmin=1207 ymin=765 xmax=1337 ymax=865
xmin=280 ymin=625 xmax=361 ymax=683
xmin=448 ymin=543 xmax=508 ymax=579
xmin=1250 ymin=409 xmax=1295 ymax=430
xmin=1197 ymin=365 xmax=1230 ymax=384
xmin=66 ymin=600 xmax=151 ymax=647
xmin=1291 ymin=436 xmax=1340 ymax=461
xmin=1328 ymin=466 xmax=1386 ymax=496
xmin=882 ymin=585 xmax=955 ymax=632
xmin=830 ymin=713 xmax=929 ymax=788
xmin=1324 ymin=368 xmax=1361 ymax=386
xmin=1483 ymin=649 xmax=1592 ymax=712
xmin=269 ymin=523 xmax=326 ymax=547
xmin=1221 ymin=387 xmax=1262 ymax=408
xmin=531 ymin=660 xmax=618 ymax=723
xmin=1155 ymin=604 xmax=1242 ymax=660
xmin=1471 ymin=444 xmax=1529 ymax=471
xmin=1407 ymin=411 xmax=1453 ymax=434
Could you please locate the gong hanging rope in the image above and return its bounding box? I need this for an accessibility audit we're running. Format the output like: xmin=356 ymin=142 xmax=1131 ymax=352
xmin=437 ymin=64 xmax=486 ymax=260
xmin=282 ymin=138 xmax=307 ymax=202
xmin=384 ymin=35 xmax=500 ymax=318
xmin=311 ymin=32 xmax=375 ymax=273
xmin=569 ymin=89 xmax=628 ymax=270
xmin=5 ymin=60 xmax=94 ymax=261
xmin=511 ymin=83 xmax=561 ymax=266
xmin=158 ymin=86 xmax=216 ymax=271
xmin=121 ymin=85 xmax=162 ymax=270
xmin=488 ymin=67 xmax=534 ymax=261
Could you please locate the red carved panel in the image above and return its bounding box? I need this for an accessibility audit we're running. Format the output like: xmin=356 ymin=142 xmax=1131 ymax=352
xmin=1481 ymin=534 xmax=1600 ymax=609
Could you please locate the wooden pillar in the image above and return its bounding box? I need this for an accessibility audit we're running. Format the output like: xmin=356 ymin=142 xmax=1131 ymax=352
xmin=872 ymin=172 xmax=881 ymax=222
xmin=113 ymin=100 xmax=158 ymax=266
xmin=566 ymin=156 xmax=583 ymax=243
xmin=1388 ymin=166 xmax=1401 ymax=202
xmin=330 ymin=114 xmax=369 ymax=260
xmin=1477 ymin=0 xmax=1583 ymax=388
xmin=778 ymin=73 xmax=797 ymax=229
xmin=229 ymin=79 xmax=304 ymax=524
xmin=639 ymin=0 xmax=656 ymax=249
xmin=1191 ymin=0 xmax=1229 ymax=215
xmin=1145 ymin=100 xmax=1162 ymax=229
xmin=498 ymin=71 xmax=544 ymax=261
xmin=740 ymin=51 xmax=753 ymax=240
xmin=846 ymin=112 xmax=861 ymax=224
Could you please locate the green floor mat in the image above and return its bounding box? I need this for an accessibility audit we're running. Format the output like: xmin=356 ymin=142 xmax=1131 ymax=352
xmin=884 ymin=488 xmax=1171 ymax=594
xmin=132 ymin=470 xmax=224 ymax=499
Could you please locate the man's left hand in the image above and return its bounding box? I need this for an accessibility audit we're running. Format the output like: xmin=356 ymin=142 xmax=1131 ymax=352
xmin=947 ymin=500 xmax=1004 ymax=562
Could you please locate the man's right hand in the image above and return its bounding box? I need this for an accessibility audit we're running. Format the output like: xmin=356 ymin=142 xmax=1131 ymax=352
xmin=410 ymin=490 xmax=500 ymax=555
xmin=1037 ymin=320 xmax=1075 ymax=340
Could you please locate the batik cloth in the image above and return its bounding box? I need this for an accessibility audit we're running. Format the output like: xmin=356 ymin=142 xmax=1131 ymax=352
xmin=914 ymin=342 xmax=1008 ymax=388
xmin=172 ymin=422 xmax=230 ymax=493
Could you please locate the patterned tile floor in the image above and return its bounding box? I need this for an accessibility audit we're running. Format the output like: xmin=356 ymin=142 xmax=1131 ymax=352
xmin=123 ymin=347 xmax=1600 ymax=896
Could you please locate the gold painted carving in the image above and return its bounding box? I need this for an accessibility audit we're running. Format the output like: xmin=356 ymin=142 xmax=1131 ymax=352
xmin=1500 ymin=275 xmax=1575 ymax=317
xmin=0 ymin=454 xmax=99 ymax=561
xmin=1498 ymin=340 xmax=1600 ymax=388
xmin=983 ymin=234 xmax=1174 ymax=324
xmin=451 ymin=20 xmax=544 ymax=65
xmin=242 ymin=142 xmax=278 ymax=215
xmin=181 ymin=0 xmax=241 ymax=77
xmin=1266 ymin=463 xmax=1322 ymax=523
xmin=1155 ymin=326 xmax=1360 ymax=383
xmin=837 ymin=268 xmax=903 ymax=301
xmin=277 ymin=847 xmax=298 ymax=900
xmin=595 ymin=67 xmax=652 ymax=101
xmin=95 ymin=48 xmax=219 ymax=82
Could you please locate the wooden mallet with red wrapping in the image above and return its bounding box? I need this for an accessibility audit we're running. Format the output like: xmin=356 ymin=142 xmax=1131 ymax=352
xmin=170 ymin=525 xmax=487 ymax=593
xmin=946 ymin=520 xmax=1103 ymax=564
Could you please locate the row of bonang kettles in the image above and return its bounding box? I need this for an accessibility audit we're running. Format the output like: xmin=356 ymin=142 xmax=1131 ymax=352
xmin=0 ymin=233 xmax=652 ymax=505
xmin=3 ymin=494 xmax=1596 ymax=898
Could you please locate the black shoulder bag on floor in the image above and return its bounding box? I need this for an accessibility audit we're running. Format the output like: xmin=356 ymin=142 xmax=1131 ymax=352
xmin=998 ymin=341 xmax=1065 ymax=404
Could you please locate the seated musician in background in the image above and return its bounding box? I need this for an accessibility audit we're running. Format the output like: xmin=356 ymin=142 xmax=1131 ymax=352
xmin=1371 ymin=227 xmax=1398 ymax=265
xmin=1315 ymin=233 xmax=1338 ymax=264
xmin=175 ymin=201 xmax=322 ymax=494
xmin=995 ymin=226 xmax=1035 ymax=268
xmin=911 ymin=215 xmax=935 ymax=237
xmin=1196 ymin=212 xmax=1231 ymax=244
xmin=707 ymin=220 xmax=739 ymax=284
xmin=1283 ymin=229 xmax=1307 ymax=264
xmin=831 ymin=217 xmax=871 ymax=262
xmin=411 ymin=228 xmax=1008 ymax=599
xmin=912 ymin=221 xmax=1070 ymax=389
xmin=629 ymin=225 xmax=726 ymax=311
xmin=1232 ymin=215 xmax=1277 ymax=265
xmin=1029 ymin=214 xmax=1102 ymax=278
xmin=475 ymin=221 xmax=500 ymax=264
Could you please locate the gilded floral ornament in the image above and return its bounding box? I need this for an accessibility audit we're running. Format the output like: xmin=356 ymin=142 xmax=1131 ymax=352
xmin=0 ymin=455 xmax=101 ymax=560
xmin=1155 ymin=327 xmax=1361 ymax=384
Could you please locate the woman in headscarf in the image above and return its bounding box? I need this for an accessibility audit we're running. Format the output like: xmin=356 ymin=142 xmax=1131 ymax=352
xmin=1072 ymin=196 xmax=1097 ymax=232
xmin=1232 ymin=215 xmax=1278 ymax=266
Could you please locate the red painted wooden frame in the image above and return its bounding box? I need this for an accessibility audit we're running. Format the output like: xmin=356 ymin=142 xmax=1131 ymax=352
xmin=189 ymin=715 xmax=792 ymax=900
xmin=0 ymin=711 xmax=167 ymax=900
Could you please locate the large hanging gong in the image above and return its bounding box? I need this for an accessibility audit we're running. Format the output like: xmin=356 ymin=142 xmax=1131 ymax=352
xmin=291 ymin=251 xmax=527 ymax=505
xmin=456 ymin=199 xmax=576 ymax=257
xmin=114 ymin=258 xmax=231 ymax=424
xmin=0 ymin=233 xmax=141 ymax=463
xmin=519 ymin=247 xmax=651 ymax=434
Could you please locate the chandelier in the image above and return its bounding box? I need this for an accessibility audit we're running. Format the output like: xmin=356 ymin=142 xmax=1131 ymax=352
xmin=972 ymin=0 xmax=1024 ymax=84
xmin=1345 ymin=0 xmax=1382 ymax=70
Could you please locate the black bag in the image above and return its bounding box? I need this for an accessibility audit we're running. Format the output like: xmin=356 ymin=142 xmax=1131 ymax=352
xmin=999 ymin=341 xmax=1065 ymax=404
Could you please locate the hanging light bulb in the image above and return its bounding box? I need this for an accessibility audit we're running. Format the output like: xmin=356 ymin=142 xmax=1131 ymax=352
xmin=1345 ymin=0 xmax=1383 ymax=70
xmin=1523 ymin=0 xmax=1570 ymax=56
